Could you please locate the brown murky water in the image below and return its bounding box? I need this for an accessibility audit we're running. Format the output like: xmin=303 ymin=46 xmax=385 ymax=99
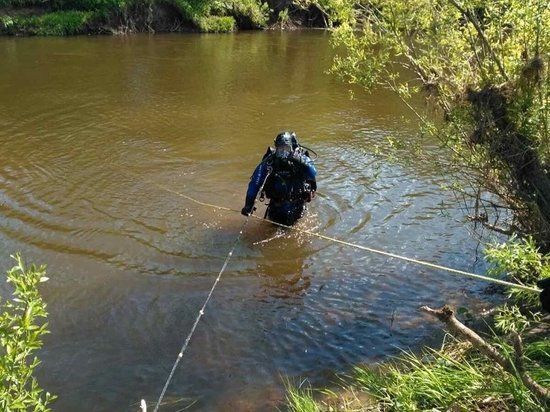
xmin=0 ymin=32 xmax=496 ymax=411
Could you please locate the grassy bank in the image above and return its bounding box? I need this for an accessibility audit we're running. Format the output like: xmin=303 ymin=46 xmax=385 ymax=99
xmin=287 ymin=333 xmax=549 ymax=411
xmin=0 ymin=0 xmax=277 ymax=35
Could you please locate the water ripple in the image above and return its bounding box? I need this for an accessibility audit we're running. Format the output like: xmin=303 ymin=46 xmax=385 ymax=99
xmin=0 ymin=33 xmax=497 ymax=412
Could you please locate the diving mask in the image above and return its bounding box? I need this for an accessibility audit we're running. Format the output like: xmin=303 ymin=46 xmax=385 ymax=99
xmin=275 ymin=144 xmax=292 ymax=159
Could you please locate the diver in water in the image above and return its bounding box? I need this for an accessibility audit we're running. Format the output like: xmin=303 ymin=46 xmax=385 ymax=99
xmin=241 ymin=131 xmax=317 ymax=226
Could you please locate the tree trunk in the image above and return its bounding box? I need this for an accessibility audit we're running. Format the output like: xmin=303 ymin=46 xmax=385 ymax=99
xmin=467 ymin=86 xmax=550 ymax=249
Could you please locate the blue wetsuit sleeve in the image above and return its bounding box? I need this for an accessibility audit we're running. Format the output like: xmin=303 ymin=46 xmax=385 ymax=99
xmin=303 ymin=157 xmax=316 ymax=181
xmin=296 ymin=155 xmax=316 ymax=181
xmin=246 ymin=161 xmax=269 ymax=199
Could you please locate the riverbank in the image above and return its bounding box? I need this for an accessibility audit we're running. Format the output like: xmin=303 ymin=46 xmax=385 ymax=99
xmin=0 ymin=0 xmax=325 ymax=35
xmin=287 ymin=308 xmax=550 ymax=411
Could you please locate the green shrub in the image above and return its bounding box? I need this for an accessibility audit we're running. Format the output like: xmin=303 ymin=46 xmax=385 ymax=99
xmin=0 ymin=254 xmax=55 ymax=411
xmin=172 ymin=0 xmax=266 ymax=30
xmin=13 ymin=10 xmax=94 ymax=35
xmin=1 ymin=0 xmax=270 ymax=34
xmin=173 ymin=0 xmax=211 ymax=20
xmin=49 ymin=0 xmax=127 ymax=10
xmin=231 ymin=0 xmax=268 ymax=28
xmin=485 ymin=235 xmax=550 ymax=305
xmin=0 ymin=15 xmax=15 ymax=31
xmin=0 ymin=0 xmax=47 ymax=6
xmin=196 ymin=14 xmax=234 ymax=32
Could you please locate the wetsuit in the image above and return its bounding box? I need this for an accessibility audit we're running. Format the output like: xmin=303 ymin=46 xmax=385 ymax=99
xmin=245 ymin=149 xmax=316 ymax=225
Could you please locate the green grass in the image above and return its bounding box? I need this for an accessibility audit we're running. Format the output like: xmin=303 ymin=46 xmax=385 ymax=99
xmin=285 ymin=382 xmax=322 ymax=412
xmin=287 ymin=337 xmax=550 ymax=412
xmin=7 ymin=10 xmax=94 ymax=35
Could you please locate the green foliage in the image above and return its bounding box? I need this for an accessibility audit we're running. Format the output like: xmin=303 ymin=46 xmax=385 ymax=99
xmin=524 ymin=339 xmax=550 ymax=386
xmin=287 ymin=336 xmax=550 ymax=411
xmin=355 ymin=340 xmax=545 ymax=411
xmin=494 ymin=304 xmax=541 ymax=334
xmin=0 ymin=14 xmax=14 ymax=29
xmin=173 ymin=0 xmax=266 ymax=30
xmin=294 ymin=0 xmax=352 ymax=27
xmin=277 ymin=8 xmax=288 ymax=25
xmin=195 ymin=14 xmax=234 ymax=32
xmin=1 ymin=0 xmax=269 ymax=33
xmin=485 ymin=235 xmax=550 ymax=305
xmin=8 ymin=10 xmax=94 ymax=35
xmin=0 ymin=0 xmax=46 ymax=6
xmin=285 ymin=381 xmax=322 ymax=412
xmin=172 ymin=0 xmax=208 ymax=20
xmin=231 ymin=0 xmax=268 ymax=28
xmin=354 ymin=349 xmax=487 ymax=410
xmin=48 ymin=0 xmax=124 ymax=11
xmin=0 ymin=0 xmax=127 ymax=8
xmin=322 ymin=0 xmax=550 ymax=246
xmin=1 ymin=11 xmax=94 ymax=36
xmin=0 ymin=254 xmax=55 ymax=411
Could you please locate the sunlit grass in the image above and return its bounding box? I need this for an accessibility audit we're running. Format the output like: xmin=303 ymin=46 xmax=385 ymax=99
xmin=9 ymin=10 xmax=94 ymax=36
xmin=284 ymin=379 xmax=322 ymax=412
xmin=286 ymin=336 xmax=550 ymax=412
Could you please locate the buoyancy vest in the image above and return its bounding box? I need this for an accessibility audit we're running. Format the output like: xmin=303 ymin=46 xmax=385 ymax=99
xmin=261 ymin=148 xmax=314 ymax=202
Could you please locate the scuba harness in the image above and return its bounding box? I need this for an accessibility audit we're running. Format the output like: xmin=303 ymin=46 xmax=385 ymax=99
xmin=259 ymin=145 xmax=316 ymax=205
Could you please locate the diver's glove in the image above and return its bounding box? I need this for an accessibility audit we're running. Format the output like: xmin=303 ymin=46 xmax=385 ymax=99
xmin=289 ymin=151 xmax=308 ymax=165
xmin=241 ymin=196 xmax=256 ymax=216
xmin=537 ymin=277 xmax=550 ymax=312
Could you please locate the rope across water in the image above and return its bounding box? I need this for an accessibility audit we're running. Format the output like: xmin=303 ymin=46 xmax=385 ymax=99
xmin=145 ymin=181 xmax=542 ymax=410
xmin=151 ymin=215 xmax=251 ymax=412
xmin=153 ymin=181 xmax=541 ymax=294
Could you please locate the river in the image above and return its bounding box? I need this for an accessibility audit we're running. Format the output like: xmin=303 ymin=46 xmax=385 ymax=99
xmin=0 ymin=31 xmax=495 ymax=411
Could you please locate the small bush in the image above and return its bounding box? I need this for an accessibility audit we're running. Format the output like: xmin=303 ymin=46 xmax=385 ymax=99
xmin=0 ymin=15 xmax=15 ymax=31
xmin=232 ymin=0 xmax=268 ymax=28
xmin=485 ymin=235 xmax=550 ymax=305
xmin=196 ymin=14 xmax=234 ymax=32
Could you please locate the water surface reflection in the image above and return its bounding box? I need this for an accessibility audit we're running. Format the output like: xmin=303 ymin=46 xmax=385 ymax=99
xmin=0 ymin=32 xmax=497 ymax=411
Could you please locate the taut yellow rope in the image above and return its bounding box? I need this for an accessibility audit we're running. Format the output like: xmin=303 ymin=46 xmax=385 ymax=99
xmin=153 ymin=182 xmax=541 ymax=294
